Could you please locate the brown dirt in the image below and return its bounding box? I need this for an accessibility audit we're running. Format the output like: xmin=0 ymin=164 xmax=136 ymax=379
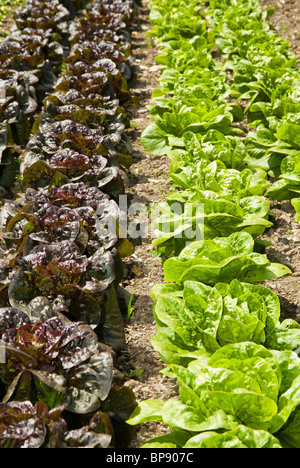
xmin=116 ymin=0 xmax=179 ymax=448
xmin=261 ymin=0 xmax=300 ymax=57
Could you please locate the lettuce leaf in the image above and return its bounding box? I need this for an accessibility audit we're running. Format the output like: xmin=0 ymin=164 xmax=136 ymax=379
xmin=128 ymin=342 xmax=300 ymax=447
xmin=151 ymin=278 xmax=280 ymax=359
xmin=162 ymin=232 xmax=291 ymax=284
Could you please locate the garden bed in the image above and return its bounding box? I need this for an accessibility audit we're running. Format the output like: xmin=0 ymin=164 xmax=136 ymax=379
xmin=0 ymin=0 xmax=300 ymax=449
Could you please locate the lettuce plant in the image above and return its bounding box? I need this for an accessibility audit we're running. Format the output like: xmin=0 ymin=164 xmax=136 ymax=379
xmin=14 ymin=0 xmax=73 ymax=35
xmin=0 ymin=399 xmax=128 ymax=448
xmin=127 ymin=0 xmax=300 ymax=450
xmin=0 ymin=307 xmax=137 ymax=446
xmin=157 ymin=160 xmax=271 ymax=256
xmin=0 ymin=309 xmax=113 ymax=411
xmin=151 ymin=278 xmax=281 ymax=359
xmin=140 ymin=425 xmax=282 ymax=449
xmin=0 ymin=0 xmax=93 ymax=196
xmin=265 ymin=154 xmax=300 ymax=215
xmin=207 ymin=0 xmax=300 ymax=222
xmin=0 ymin=0 xmax=140 ymax=449
xmin=0 ymin=239 xmax=126 ymax=348
xmin=1 ymin=186 xmax=121 ymax=255
xmin=127 ymin=342 xmax=300 ymax=448
xmin=167 ymin=130 xmax=248 ymax=171
xmin=152 ymin=194 xmax=273 ymax=257
xmin=21 ymin=147 xmax=126 ymax=198
xmin=167 ymin=159 xmax=269 ymax=202
xmin=0 ymin=400 xmax=67 ymax=448
xmin=162 ymin=232 xmax=290 ymax=284
xmin=265 ymin=319 xmax=300 ymax=353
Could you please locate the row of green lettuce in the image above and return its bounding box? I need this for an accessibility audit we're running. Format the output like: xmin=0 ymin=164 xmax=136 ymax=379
xmin=127 ymin=0 xmax=300 ymax=448
xmin=207 ymin=0 xmax=300 ymax=220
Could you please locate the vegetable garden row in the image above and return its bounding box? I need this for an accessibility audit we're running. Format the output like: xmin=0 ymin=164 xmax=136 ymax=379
xmin=127 ymin=0 xmax=300 ymax=449
xmin=0 ymin=0 xmax=140 ymax=448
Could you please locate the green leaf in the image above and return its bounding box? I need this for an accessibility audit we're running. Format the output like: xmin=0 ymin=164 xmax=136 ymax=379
xmin=126 ymin=400 xmax=165 ymax=425
xmin=184 ymin=425 xmax=282 ymax=448
xmin=141 ymin=432 xmax=190 ymax=448
xmin=277 ymin=123 xmax=300 ymax=149
xmin=161 ymin=399 xmax=237 ymax=432
xmin=291 ymin=198 xmax=300 ymax=222
xmin=141 ymin=123 xmax=172 ymax=155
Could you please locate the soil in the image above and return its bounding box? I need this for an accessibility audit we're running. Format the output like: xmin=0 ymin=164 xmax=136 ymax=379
xmin=261 ymin=0 xmax=300 ymax=58
xmin=116 ymin=1 xmax=179 ymax=448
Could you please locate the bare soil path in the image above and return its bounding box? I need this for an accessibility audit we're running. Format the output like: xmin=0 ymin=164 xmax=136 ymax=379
xmin=116 ymin=0 xmax=179 ymax=448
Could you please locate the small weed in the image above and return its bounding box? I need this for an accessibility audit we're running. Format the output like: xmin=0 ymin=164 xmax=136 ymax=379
xmin=124 ymin=368 xmax=144 ymax=379
xmin=126 ymin=283 xmax=137 ymax=323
